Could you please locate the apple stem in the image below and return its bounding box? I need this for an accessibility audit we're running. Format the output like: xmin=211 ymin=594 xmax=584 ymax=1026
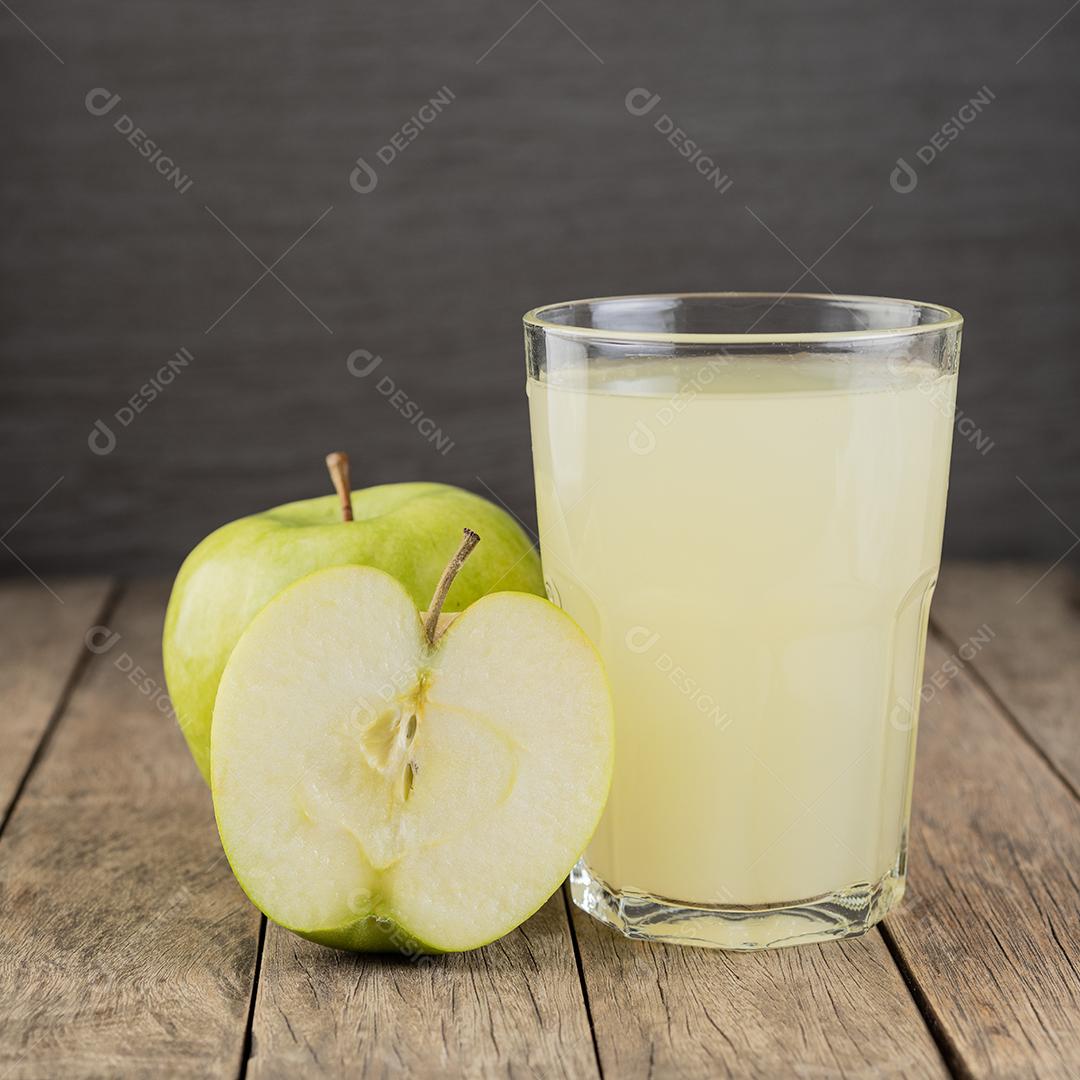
xmin=325 ymin=452 xmax=354 ymax=522
xmin=422 ymin=528 xmax=480 ymax=645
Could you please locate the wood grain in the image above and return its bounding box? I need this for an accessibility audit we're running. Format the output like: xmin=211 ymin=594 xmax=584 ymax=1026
xmin=1 ymin=570 xmax=1078 ymax=1078
xmin=0 ymin=582 xmax=261 ymax=1079
xmin=249 ymin=892 xmax=598 ymax=1079
xmin=932 ymin=560 xmax=1080 ymax=795
xmin=883 ymin=632 xmax=1080 ymax=1078
xmin=572 ymin=908 xmax=946 ymax=1078
xmin=0 ymin=578 xmax=115 ymax=822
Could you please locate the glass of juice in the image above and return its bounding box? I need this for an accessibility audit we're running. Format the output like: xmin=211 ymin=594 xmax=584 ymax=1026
xmin=524 ymin=293 xmax=962 ymax=949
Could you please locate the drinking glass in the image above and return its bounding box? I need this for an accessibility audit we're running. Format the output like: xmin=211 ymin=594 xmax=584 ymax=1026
xmin=523 ymin=293 xmax=962 ymax=949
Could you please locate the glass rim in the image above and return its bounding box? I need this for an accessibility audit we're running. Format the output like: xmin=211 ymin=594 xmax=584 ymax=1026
xmin=523 ymin=291 xmax=963 ymax=345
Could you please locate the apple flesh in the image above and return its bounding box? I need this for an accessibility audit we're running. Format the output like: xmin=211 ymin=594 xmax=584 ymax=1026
xmin=211 ymin=563 xmax=613 ymax=952
xmin=164 ymin=482 xmax=544 ymax=782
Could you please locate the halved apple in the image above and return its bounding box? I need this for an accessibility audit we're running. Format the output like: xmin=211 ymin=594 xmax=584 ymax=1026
xmin=210 ymin=531 xmax=614 ymax=953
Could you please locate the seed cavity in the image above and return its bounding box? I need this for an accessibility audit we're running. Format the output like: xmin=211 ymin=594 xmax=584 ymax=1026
xmin=402 ymin=761 xmax=415 ymax=801
xmin=358 ymin=705 xmax=402 ymax=771
xmin=405 ymin=714 xmax=417 ymax=741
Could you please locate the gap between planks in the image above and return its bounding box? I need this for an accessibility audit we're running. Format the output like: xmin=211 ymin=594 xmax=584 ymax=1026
xmin=879 ymin=899 xmax=972 ymax=1080
xmin=872 ymin=620 xmax=992 ymax=1080
xmin=4 ymin=570 xmax=1073 ymax=1078
xmin=223 ymin=620 xmax=968 ymax=1080
xmin=884 ymin=621 xmax=1080 ymax=1077
xmin=0 ymin=578 xmax=123 ymax=842
xmin=238 ymin=917 xmax=268 ymax=1080
xmin=930 ymin=615 xmax=1080 ymax=804
xmin=229 ymin=573 xmax=1080 ymax=1079
xmin=561 ymin=882 xmax=605 ymax=1080
xmin=0 ymin=579 xmax=264 ymax=1079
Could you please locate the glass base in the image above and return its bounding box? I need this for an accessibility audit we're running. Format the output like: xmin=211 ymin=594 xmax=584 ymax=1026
xmin=570 ymin=859 xmax=906 ymax=951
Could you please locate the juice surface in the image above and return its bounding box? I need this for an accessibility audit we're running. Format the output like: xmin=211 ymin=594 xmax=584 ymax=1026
xmin=528 ymin=357 xmax=956 ymax=904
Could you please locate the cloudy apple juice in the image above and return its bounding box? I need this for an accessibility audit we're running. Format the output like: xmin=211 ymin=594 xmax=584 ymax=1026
xmin=527 ymin=357 xmax=956 ymax=941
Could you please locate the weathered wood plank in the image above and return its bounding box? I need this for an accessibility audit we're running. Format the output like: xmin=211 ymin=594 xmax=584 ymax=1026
xmin=0 ymin=581 xmax=261 ymax=1079
xmin=571 ymin=906 xmax=946 ymax=1077
xmin=883 ymin=633 xmax=1080 ymax=1079
xmin=0 ymin=578 xmax=115 ymax=823
xmin=248 ymin=892 xmax=598 ymax=1079
xmin=932 ymin=560 xmax=1080 ymax=794
xmin=0 ymin=567 xmax=1075 ymax=1079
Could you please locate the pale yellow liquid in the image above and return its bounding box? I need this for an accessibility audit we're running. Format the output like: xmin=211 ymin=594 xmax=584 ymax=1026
xmin=528 ymin=358 xmax=956 ymax=905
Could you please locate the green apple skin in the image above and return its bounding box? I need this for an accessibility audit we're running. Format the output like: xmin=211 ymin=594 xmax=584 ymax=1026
xmin=294 ymin=915 xmax=446 ymax=956
xmin=163 ymin=483 xmax=543 ymax=782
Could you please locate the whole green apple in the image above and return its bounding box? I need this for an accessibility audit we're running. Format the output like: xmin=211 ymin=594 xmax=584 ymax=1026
xmin=163 ymin=472 xmax=543 ymax=782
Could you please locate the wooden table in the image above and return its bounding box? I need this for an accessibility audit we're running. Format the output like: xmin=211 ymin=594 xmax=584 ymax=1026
xmin=2 ymin=563 xmax=1078 ymax=1078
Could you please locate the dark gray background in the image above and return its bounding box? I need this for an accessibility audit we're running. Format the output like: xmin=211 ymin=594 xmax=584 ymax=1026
xmin=3 ymin=0 xmax=1079 ymax=581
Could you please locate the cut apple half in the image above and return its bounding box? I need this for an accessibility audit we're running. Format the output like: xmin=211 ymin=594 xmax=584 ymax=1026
xmin=211 ymin=537 xmax=613 ymax=953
